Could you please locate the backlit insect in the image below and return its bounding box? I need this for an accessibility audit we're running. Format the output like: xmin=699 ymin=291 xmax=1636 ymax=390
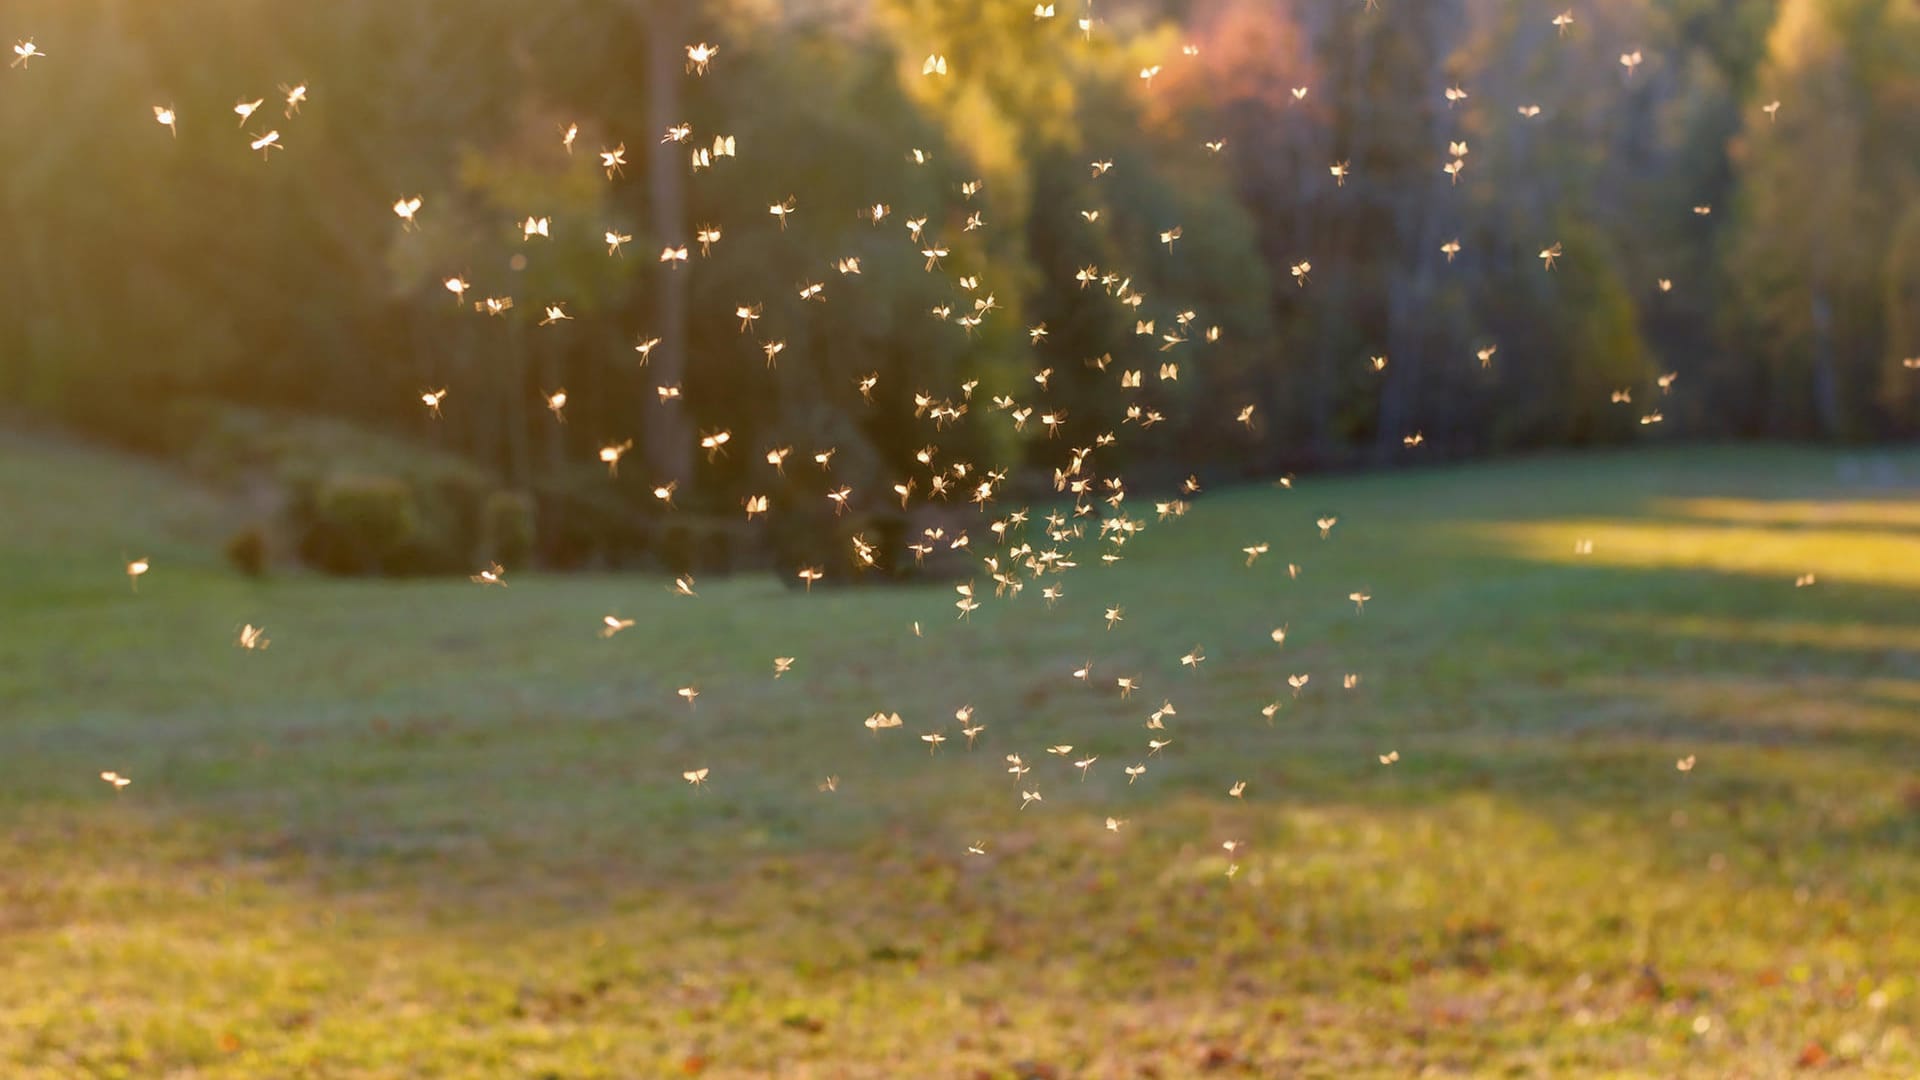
xmin=153 ymin=105 xmax=177 ymax=136
xmin=600 ymin=615 xmax=634 ymax=638
xmin=561 ymin=123 xmax=578 ymax=153
xmin=1539 ymin=243 xmax=1562 ymax=270
xmin=1553 ymin=10 xmax=1574 ymax=34
xmin=11 ymin=39 xmax=44 ymax=67
xmin=478 ymin=296 xmax=513 ymax=316
xmin=236 ymin=623 xmax=270 ymax=651
xmin=470 ymin=562 xmax=505 ymax=586
xmin=683 ymin=767 xmax=709 ymax=788
xmin=392 ymin=196 xmax=423 ymax=229
xmin=768 ymin=196 xmax=795 ymax=230
xmin=1229 ymin=781 xmax=1246 ymax=799
xmin=598 ymin=440 xmax=632 ymax=477
xmin=249 ymin=130 xmax=282 ymax=158
xmin=539 ymin=304 xmax=570 ymax=326
xmin=100 ymin=771 xmax=131 ymax=791
xmin=685 ymin=42 xmax=718 ymax=75
xmin=1444 ymin=85 xmax=1469 ymax=106
xmin=606 ymin=230 xmax=632 ymax=256
xmin=1350 ymin=590 xmax=1371 ymax=613
xmin=280 ymin=83 xmax=307 ymax=116
xmin=1676 ymin=755 xmax=1696 ymax=772
xmin=922 ymin=54 xmax=948 ymax=76
xmin=421 ymin=388 xmax=448 ymax=417
xmin=1621 ymin=50 xmax=1644 ymax=77
xmin=1330 ymin=161 xmax=1349 ymax=186
xmin=678 ymin=686 xmax=700 ymax=708
xmin=126 ymin=557 xmax=150 ymax=591
xmin=600 ymin=143 xmax=626 ymax=178
xmin=1379 ymin=750 xmax=1400 ymax=765
xmin=234 ymin=98 xmax=264 ymax=125
xmin=1291 ymin=260 xmax=1312 ymax=286
xmin=522 ymin=216 xmax=550 ymax=239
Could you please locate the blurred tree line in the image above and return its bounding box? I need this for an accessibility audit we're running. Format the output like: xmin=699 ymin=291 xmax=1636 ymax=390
xmin=0 ymin=0 xmax=1914 ymax=575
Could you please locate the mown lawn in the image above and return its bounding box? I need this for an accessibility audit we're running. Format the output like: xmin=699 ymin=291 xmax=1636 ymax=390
xmin=2 ymin=432 xmax=1916 ymax=1078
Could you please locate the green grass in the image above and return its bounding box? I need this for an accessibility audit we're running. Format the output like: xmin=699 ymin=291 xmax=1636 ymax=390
xmin=3 ymin=428 xmax=1917 ymax=1078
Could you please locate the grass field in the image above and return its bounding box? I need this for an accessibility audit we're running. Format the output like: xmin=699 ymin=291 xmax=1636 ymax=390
xmin=2 ymin=430 xmax=1917 ymax=1078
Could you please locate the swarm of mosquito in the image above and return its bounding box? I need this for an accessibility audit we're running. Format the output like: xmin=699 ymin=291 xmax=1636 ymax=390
xmin=68 ymin=6 xmax=1729 ymax=871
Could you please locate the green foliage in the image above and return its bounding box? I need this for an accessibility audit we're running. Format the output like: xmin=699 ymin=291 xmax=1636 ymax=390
xmin=482 ymin=490 xmax=537 ymax=569
xmin=296 ymin=473 xmax=424 ymax=576
xmin=1 ymin=0 xmax=1917 ymax=566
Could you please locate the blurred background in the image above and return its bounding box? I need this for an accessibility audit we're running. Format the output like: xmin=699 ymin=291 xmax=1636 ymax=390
xmin=2 ymin=0 xmax=1915 ymax=581
xmin=5 ymin=3 xmax=1920 ymax=1076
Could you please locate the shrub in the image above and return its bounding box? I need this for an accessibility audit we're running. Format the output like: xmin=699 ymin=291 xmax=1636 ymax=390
xmin=483 ymin=490 xmax=537 ymax=568
xmin=224 ymin=525 xmax=269 ymax=578
xmin=297 ymin=473 xmax=422 ymax=576
xmin=531 ymin=468 xmax=654 ymax=570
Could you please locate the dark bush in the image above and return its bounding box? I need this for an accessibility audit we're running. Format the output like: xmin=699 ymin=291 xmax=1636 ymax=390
xmin=531 ymin=468 xmax=654 ymax=570
xmin=296 ymin=473 xmax=421 ymax=576
xmin=483 ymin=490 xmax=537 ymax=568
xmin=224 ymin=525 xmax=269 ymax=578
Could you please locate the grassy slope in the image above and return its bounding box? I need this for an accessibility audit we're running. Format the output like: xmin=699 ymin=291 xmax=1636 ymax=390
xmin=1 ymin=432 xmax=1916 ymax=1078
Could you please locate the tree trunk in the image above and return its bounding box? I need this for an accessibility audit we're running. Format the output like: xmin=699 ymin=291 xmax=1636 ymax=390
xmin=642 ymin=4 xmax=693 ymax=488
xmin=1809 ymin=289 xmax=1843 ymax=438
